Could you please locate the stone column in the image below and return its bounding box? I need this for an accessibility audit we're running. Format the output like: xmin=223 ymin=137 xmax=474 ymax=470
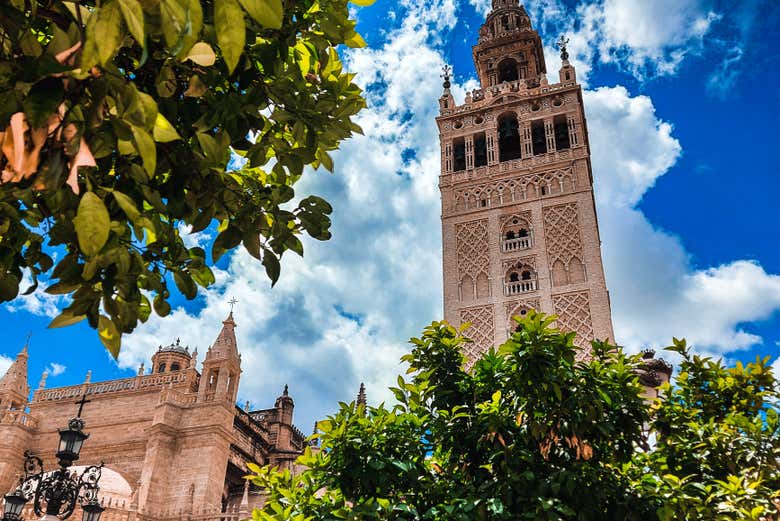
xmin=544 ymin=118 xmax=556 ymax=153
xmin=486 ymin=128 xmax=498 ymax=165
xmin=520 ymin=121 xmax=532 ymax=157
xmin=465 ymin=135 xmax=474 ymax=171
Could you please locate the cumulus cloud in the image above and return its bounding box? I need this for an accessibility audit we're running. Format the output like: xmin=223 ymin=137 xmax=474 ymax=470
xmin=0 ymin=355 xmax=12 ymax=376
xmin=584 ymin=86 xmax=780 ymax=354
xmin=119 ymin=0 xmax=454 ymax=428
xmin=472 ymin=0 xmax=718 ymax=80
xmin=46 ymin=363 xmax=67 ymax=377
xmin=5 ymin=270 xmax=65 ymax=319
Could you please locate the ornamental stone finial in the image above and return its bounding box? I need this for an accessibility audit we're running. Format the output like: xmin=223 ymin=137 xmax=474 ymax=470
xmin=441 ymin=64 xmax=452 ymax=90
xmin=556 ymin=34 xmax=570 ymax=62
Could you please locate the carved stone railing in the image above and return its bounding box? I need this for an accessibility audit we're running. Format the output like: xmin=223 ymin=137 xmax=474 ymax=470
xmin=158 ymin=387 xmax=197 ymax=406
xmin=1 ymin=410 xmax=39 ymax=429
xmin=35 ymin=371 xmax=190 ymax=403
xmin=440 ymin=80 xmax=579 ymax=116
xmin=504 ymin=280 xmax=537 ymax=295
xmin=502 ymin=237 xmax=532 ymax=252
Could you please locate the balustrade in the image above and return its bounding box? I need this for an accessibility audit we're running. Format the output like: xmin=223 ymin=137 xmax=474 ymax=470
xmin=502 ymin=237 xmax=532 ymax=252
xmin=504 ymin=279 xmax=537 ymax=295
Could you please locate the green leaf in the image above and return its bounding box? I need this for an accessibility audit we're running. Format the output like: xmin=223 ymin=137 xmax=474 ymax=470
xmin=131 ymin=126 xmax=157 ymax=176
xmin=23 ymin=78 xmax=64 ymax=129
xmin=350 ymin=0 xmax=376 ymax=5
xmin=344 ymin=31 xmax=367 ymax=48
xmin=0 ymin=274 xmax=20 ymax=302
xmin=48 ymin=311 xmax=87 ymax=329
xmin=118 ymin=0 xmax=145 ymax=45
xmin=92 ymin=1 xmax=124 ymax=65
xmin=152 ymin=113 xmax=181 ymax=142
xmin=262 ymin=249 xmax=280 ymax=285
xmin=73 ymin=192 xmax=111 ymax=257
xmin=238 ymin=0 xmax=283 ymax=29
xmin=98 ymin=315 xmax=121 ymax=359
xmin=185 ymin=42 xmax=216 ymax=66
xmin=174 ymin=271 xmax=197 ymax=298
xmin=112 ymin=191 xmax=141 ymax=222
xmin=215 ymin=0 xmax=246 ymax=74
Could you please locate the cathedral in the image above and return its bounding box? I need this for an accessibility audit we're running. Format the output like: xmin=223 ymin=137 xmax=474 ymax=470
xmin=438 ymin=0 xmax=614 ymax=362
xmin=0 ymin=313 xmax=310 ymax=520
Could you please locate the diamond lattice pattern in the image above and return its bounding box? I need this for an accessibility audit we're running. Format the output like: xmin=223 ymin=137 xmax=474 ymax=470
xmin=456 ymin=219 xmax=490 ymax=278
xmin=543 ymin=203 xmax=583 ymax=266
xmin=460 ymin=305 xmax=495 ymax=362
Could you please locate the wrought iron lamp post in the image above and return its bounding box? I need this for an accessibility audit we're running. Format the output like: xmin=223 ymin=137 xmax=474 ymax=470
xmin=1 ymin=397 xmax=105 ymax=521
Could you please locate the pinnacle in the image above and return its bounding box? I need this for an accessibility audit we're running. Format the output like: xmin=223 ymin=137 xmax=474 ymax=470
xmin=207 ymin=311 xmax=239 ymax=360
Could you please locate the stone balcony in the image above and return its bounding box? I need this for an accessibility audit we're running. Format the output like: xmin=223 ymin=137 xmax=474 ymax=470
xmin=0 ymin=409 xmax=39 ymax=429
xmin=504 ymin=279 xmax=537 ymax=295
xmin=502 ymin=236 xmax=532 ymax=252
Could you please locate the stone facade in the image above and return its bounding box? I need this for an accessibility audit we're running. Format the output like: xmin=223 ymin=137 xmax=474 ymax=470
xmin=438 ymin=0 xmax=615 ymax=362
xmin=0 ymin=313 xmax=309 ymax=520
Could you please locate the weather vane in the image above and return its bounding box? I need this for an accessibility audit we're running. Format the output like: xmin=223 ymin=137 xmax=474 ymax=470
xmin=556 ymin=34 xmax=570 ymax=62
xmin=441 ymin=64 xmax=452 ymax=90
xmin=228 ymin=297 xmax=238 ymax=313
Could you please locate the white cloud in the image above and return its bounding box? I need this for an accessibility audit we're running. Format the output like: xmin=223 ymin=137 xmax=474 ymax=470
xmin=5 ymin=270 xmax=65 ymax=319
xmin=471 ymin=0 xmax=718 ymax=80
xmin=584 ymin=86 xmax=780 ymax=354
xmin=0 ymin=355 xmax=12 ymax=376
xmin=118 ymin=0 xmax=453 ymax=429
xmin=46 ymin=363 xmax=67 ymax=377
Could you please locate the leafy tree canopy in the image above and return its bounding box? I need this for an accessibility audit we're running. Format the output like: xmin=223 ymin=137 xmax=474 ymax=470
xmin=0 ymin=0 xmax=372 ymax=355
xmin=250 ymin=313 xmax=780 ymax=521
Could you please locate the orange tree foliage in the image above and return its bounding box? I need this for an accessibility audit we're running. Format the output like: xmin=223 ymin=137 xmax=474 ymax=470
xmin=250 ymin=313 xmax=780 ymax=520
xmin=0 ymin=0 xmax=372 ymax=355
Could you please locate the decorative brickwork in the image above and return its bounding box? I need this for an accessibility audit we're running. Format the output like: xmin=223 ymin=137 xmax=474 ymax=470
xmin=456 ymin=219 xmax=490 ymax=279
xmin=451 ymin=167 xmax=575 ymax=214
xmin=459 ymin=305 xmax=495 ymax=360
xmin=543 ymin=203 xmax=583 ymax=267
xmin=438 ymin=0 xmax=614 ymax=365
xmin=552 ymin=291 xmax=594 ymax=350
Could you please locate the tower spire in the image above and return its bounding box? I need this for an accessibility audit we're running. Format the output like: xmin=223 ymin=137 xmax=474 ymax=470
xmin=0 ymin=342 xmax=31 ymax=410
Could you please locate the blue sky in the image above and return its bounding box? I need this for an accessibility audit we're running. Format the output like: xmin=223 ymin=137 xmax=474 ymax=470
xmin=1 ymin=0 xmax=779 ymax=431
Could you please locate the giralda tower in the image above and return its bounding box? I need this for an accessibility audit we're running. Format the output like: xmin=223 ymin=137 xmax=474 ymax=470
xmin=437 ymin=0 xmax=614 ymax=363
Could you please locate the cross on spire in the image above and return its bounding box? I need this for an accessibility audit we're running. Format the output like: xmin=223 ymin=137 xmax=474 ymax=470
xmin=228 ymin=297 xmax=238 ymax=313
xmin=75 ymin=394 xmax=91 ymax=418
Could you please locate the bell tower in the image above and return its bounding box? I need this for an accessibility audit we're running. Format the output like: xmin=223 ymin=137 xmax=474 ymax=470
xmin=437 ymin=3 xmax=614 ymax=363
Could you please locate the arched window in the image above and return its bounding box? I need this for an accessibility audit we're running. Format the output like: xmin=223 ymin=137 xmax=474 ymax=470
xmin=158 ymin=363 xmax=166 ymax=373
xmin=502 ymin=217 xmax=532 ymax=251
xmin=474 ymin=132 xmax=487 ymax=167
xmin=505 ymin=266 xmax=537 ymax=295
xmin=170 ymin=362 xmax=181 ymax=372
xmin=498 ymin=58 xmax=519 ymax=83
xmin=498 ymin=113 xmax=522 ymax=162
xmin=453 ymin=137 xmax=466 ymax=171
xmin=531 ymin=120 xmax=547 ymax=155
xmin=554 ymin=115 xmax=571 ymax=150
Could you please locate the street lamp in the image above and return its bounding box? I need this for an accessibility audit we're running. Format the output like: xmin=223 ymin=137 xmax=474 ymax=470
xmin=2 ymin=491 xmax=26 ymax=521
xmin=2 ymin=396 xmax=104 ymax=521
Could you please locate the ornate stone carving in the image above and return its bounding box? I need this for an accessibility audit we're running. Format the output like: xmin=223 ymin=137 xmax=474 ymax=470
xmin=543 ymin=202 xmax=583 ymax=268
xmin=552 ymin=291 xmax=594 ymax=350
xmin=499 ymin=211 xmax=532 ymax=229
xmin=452 ymin=167 xmax=575 ymax=214
xmin=456 ymin=219 xmax=490 ymax=279
xmin=502 ymin=255 xmax=536 ymax=272
xmin=460 ymin=305 xmax=495 ymax=360
xmin=505 ymin=298 xmax=540 ymax=319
